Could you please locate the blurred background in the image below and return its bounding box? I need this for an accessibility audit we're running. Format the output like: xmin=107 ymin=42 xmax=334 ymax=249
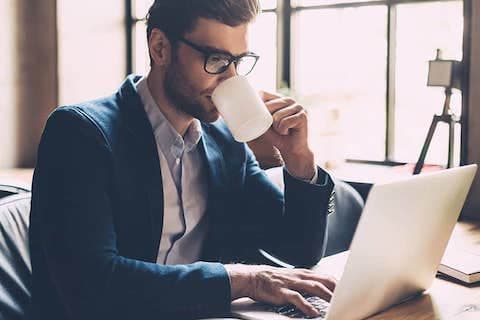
xmin=1 ymin=0 xmax=480 ymax=214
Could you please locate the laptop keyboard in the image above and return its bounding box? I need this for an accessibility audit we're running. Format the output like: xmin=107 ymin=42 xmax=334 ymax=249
xmin=267 ymin=295 xmax=330 ymax=319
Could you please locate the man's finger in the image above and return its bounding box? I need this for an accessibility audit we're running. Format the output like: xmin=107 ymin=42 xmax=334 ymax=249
xmin=276 ymin=112 xmax=307 ymax=135
xmin=272 ymin=104 xmax=303 ymax=124
xmin=290 ymin=280 xmax=333 ymax=302
xmin=264 ymin=97 xmax=296 ymax=114
xmin=260 ymin=90 xmax=282 ymax=102
xmin=281 ymin=289 xmax=319 ymax=318
xmin=299 ymin=273 xmax=338 ymax=293
xmin=272 ymin=104 xmax=304 ymax=133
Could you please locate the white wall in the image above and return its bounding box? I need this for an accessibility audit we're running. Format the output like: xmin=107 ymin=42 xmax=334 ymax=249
xmin=0 ymin=0 xmax=17 ymax=168
xmin=15 ymin=0 xmax=58 ymax=167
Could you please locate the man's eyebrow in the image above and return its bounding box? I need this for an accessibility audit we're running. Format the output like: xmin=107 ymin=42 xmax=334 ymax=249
xmin=202 ymin=44 xmax=252 ymax=57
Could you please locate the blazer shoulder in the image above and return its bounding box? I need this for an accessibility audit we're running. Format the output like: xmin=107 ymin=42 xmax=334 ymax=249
xmin=47 ymin=95 xmax=123 ymax=151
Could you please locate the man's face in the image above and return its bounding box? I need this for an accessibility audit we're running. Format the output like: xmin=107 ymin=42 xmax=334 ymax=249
xmin=162 ymin=18 xmax=250 ymax=123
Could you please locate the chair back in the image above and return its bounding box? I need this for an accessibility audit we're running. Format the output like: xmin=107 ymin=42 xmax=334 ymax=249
xmin=0 ymin=192 xmax=32 ymax=320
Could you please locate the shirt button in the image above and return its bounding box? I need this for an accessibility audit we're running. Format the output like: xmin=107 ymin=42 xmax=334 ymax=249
xmin=175 ymin=158 xmax=180 ymax=165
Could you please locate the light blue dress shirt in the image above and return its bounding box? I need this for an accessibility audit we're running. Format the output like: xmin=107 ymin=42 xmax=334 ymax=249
xmin=136 ymin=77 xmax=208 ymax=265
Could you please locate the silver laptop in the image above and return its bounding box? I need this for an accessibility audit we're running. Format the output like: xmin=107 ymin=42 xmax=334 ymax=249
xmin=231 ymin=164 xmax=477 ymax=320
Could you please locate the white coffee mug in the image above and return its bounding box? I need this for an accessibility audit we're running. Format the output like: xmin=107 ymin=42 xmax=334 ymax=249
xmin=211 ymin=75 xmax=273 ymax=142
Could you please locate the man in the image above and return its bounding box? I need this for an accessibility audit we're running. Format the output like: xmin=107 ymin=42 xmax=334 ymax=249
xmin=29 ymin=0 xmax=336 ymax=319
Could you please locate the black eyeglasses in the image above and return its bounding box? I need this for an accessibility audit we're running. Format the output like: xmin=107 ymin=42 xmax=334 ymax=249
xmin=178 ymin=37 xmax=260 ymax=76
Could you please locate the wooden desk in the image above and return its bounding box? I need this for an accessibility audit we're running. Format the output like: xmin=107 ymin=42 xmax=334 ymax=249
xmin=312 ymin=221 xmax=480 ymax=320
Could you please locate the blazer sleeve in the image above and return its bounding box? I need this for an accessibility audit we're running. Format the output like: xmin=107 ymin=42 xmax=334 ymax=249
xmin=240 ymin=145 xmax=335 ymax=268
xmin=31 ymin=108 xmax=231 ymax=320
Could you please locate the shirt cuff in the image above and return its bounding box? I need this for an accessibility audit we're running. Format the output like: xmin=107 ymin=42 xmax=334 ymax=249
xmin=306 ymin=168 xmax=319 ymax=184
xmin=287 ymin=166 xmax=329 ymax=185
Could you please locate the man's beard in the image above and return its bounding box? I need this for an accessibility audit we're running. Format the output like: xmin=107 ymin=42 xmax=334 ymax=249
xmin=163 ymin=59 xmax=218 ymax=123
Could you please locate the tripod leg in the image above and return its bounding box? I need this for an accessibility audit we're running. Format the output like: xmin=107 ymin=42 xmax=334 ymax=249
xmin=447 ymin=118 xmax=455 ymax=168
xmin=414 ymin=116 xmax=439 ymax=174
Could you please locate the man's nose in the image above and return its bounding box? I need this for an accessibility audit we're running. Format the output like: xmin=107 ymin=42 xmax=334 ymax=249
xmin=218 ymin=63 xmax=237 ymax=82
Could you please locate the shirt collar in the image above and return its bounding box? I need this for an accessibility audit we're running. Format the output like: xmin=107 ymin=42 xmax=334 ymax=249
xmin=135 ymin=77 xmax=202 ymax=157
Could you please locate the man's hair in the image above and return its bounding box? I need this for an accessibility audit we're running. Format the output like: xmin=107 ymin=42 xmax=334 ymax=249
xmin=146 ymin=0 xmax=260 ymax=41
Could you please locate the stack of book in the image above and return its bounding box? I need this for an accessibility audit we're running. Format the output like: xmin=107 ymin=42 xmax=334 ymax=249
xmin=439 ymin=247 xmax=480 ymax=284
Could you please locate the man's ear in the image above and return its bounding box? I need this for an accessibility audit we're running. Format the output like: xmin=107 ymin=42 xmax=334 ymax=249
xmin=149 ymin=28 xmax=172 ymax=67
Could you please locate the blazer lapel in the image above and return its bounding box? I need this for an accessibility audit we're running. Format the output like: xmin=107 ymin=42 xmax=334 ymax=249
xmin=117 ymin=76 xmax=164 ymax=260
xmin=200 ymin=124 xmax=227 ymax=195
xmin=199 ymin=124 xmax=230 ymax=262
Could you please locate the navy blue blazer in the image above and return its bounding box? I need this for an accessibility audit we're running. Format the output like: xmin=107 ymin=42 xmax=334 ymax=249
xmin=29 ymin=75 xmax=334 ymax=320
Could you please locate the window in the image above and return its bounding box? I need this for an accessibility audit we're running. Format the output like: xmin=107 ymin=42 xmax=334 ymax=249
xmin=132 ymin=1 xmax=150 ymax=76
xmin=247 ymin=4 xmax=277 ymax=91
xmin=393 ymin=1 xmax=463 ymax=165
xmin=127 ymin=0 xmax=465 ymax=167
xmin=292 ymin=0 xmax=464 ymax=166
xmin=293 ymin=5 xmax=388 ymax=161
xmin=130 ymin=0 xmax=277 ymax=91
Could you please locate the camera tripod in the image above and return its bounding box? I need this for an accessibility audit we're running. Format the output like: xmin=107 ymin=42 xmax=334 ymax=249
xmin=413 ymin=87 xmax=461 ymax=175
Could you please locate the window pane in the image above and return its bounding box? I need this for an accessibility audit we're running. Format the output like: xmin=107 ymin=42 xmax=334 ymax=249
xmin=133 ymin=1 xmax=149 ymax=75
xmin=135 ymin=0 xmax=151 ymax=20
xmin=57 ymin=0 xmax=125 ymax=105
xmin=248 ymin=12 xmax=277 ymax=92
xmin=293 ymin=6 xmax=388 ymax=163
xmin=134 ymin=21 xmax=150 ymax=75
xmin=135 ymin=1 xmax=276 ymax=17
xmin=393 ymin=1 xmax=463 ymax=165
xmin=261 ymin=0 xmax=277 ymax=10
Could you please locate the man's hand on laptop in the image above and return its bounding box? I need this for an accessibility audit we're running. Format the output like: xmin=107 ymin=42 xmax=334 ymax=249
xmin=225 ymin=264 xmax=337 ymax=317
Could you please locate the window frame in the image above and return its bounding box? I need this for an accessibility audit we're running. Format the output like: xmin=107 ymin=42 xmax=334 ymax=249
xmin=125 ymin=0 xmax=470 ymax=166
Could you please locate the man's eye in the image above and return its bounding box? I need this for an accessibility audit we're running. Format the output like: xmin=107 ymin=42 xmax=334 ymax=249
xmin=209 ymin=55 xmax=228 ymax=63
